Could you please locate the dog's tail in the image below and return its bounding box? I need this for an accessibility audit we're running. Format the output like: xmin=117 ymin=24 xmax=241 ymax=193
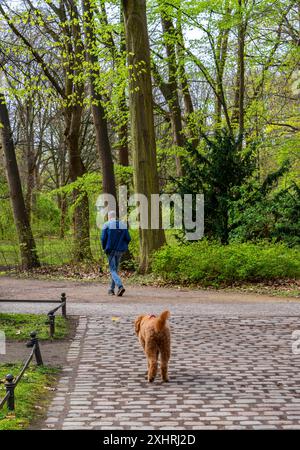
xmin=155 ymin=310 xmax=170 ymax=332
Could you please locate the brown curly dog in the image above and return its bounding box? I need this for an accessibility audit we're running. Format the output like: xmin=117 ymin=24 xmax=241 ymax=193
xmin=134 ymin=310 xmax=171 ymax=383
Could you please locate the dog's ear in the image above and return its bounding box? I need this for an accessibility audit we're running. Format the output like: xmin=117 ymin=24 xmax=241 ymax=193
xmin=134 ymin=315 xmax=144 ymax=335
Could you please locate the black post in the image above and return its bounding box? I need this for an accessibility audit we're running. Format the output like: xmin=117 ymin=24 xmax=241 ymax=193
xmin=47 ymin=313 xmax=55 ymax=339
xmin=26 ymin=331 xmax=43 ymax=366
xmin=5 ymin=374 xmax=15 ymax=411
xmin=61 ymin=292 xmax=67 ymax=318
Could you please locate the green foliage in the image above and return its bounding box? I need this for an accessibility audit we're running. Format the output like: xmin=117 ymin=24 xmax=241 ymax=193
xmin=1 ymin=0 xmax=299 ymax=276
xmin=51 ymin=172 xmax=102 ymax=204
xmin=152 ymin=241 xmax=300 ymax=286
xmin=0 ymin=193 xmax=62 ymax=242
xmin=0 ymin=234 xmax=97 ymax=267
xmin=50 ymin=173 xmax=102 ymax=232
xmin=231 ymin=182 xmax=300 ymax=246
xmin=32 ymin=195 xmax=61 ymax=237
xmin=114 ymin=164 xmax=133 ymax=187
xmin=0 ymin=175 xmax=15 ymax=241
xmin=127 ymin=228 xmax=140 ymax=258
xmin=0 ymin=200 xmax=15 ymax=241
xmin=263 ymin=131 xmax=300 ymax=189
xmin=171 ymin=129 xmax=299 ymax=247
xmin=175 ymin=129 xmax=256 ymax=244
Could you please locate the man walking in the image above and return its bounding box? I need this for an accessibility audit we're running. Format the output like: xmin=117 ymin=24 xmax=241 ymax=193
xmin=101 ymin=210 xmax=131 ymax=296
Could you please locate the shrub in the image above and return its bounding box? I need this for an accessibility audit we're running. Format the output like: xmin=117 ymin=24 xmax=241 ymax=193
xmin=152 ymin=240 xmax=300 ymax=286
xmin=0 ymin=198 xmax=16 ymax=241
xmin=32 ymin=195 xmax=60 ymax=237
xmin=231 ymin=182 xmax=300 ymax=247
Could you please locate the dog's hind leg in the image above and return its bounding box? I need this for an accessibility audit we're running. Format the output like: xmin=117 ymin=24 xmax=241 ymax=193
xmin=160 ymin=348 xmax=170 ymax=382
xmin=148 ymin=357 xmax=158 ymax=382
xmin=139 ymin=337 xmax=145 ymax=352
xmin=146 ymin=346 xmax=158 ymax=382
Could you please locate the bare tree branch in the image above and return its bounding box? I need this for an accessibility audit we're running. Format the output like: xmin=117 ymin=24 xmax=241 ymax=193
xmin=0 ymin=3 xmax=65 ymax=98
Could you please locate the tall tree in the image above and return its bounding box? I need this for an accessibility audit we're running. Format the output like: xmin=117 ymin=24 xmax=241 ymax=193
xmin=156 ymin=0 xmax=185 ymax=175
xmin=122 ymin=0 xmax=165 ymax=272
xmin=232 ymin=0 xmax=246 ymax=143
xmin=98 ymin=0 xmax=129 ymax=167
xmin=0 ymin=92 xmax=40 ymax=269
xmin=175 ymin=10 xmax=197 ymax=147
xmin=82 ymin=0 xmax=117 ymax=200
xmin=0 ymin=1 xmax=92 ymax=260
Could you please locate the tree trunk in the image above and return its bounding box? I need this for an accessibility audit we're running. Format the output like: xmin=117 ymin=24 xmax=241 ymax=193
xmin=117 ymin=37 xmax=129 ymax=167
xmin=150 ymin=3 xmax=186 ymax=174
xmin=238 ymin=0 xmax=245 ymax=142
xmin=118 ymin=116 xmax=129 ymax=167
xmin=160 ymin=12 xmax=184 ymax=176
xmin=0 ymin=93 xmax=40 ymax=269
xmin=0 ymin=0 xmax=92 ymax=262
xmin=117 ymin=5 xmax=130 ymax=168
xmin=232 ymin=0 xmax=245 ymax=142
xmin=214 ymin=3 xmax=231 ymax=128
xmin=176 ymin=11 xmax=198 ymax=148
xmin=82 ymin=0 xmax=117 ymax=202
xmin=64 ymin=0 xmax=92 ymax=261
xmin=57 ymin=192 xmax=67 ymax=239
xmin=65 ymin=105 xmax=92 ymax=261
xmin=122 ymin=0 xmax=166 ymax=273
xmin=98 ymin=0 xmax=130 ymax=168
xmin=25 ymin=102 xmax=35 ymax=221
xmin=58 ymin=136 xmax=67 ymax=239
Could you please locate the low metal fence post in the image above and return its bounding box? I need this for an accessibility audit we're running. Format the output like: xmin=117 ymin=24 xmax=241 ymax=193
xmin=61 ymin=292 xmax=67 ymax=318
xmin=5 ymin=374 xmax=15 ymax=411
xmin=47 ymin=313 xmax=55 ymax=339
xmin=26 ymin=331 xmax=43 ymax=366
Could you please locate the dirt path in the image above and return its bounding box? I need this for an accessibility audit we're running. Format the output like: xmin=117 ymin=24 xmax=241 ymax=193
xmin=0 ymin=275 xmax=298 ymax=305
xmin=1 ymin=275 xmax=300 ymax=320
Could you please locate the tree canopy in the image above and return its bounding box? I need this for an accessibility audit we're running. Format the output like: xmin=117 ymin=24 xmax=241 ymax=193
xmin=0 ymin=0 xmax=299 ymax=271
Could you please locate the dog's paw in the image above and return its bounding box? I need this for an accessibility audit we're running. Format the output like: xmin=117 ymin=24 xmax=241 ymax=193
xmin=163 ymin=378 xmax=169 ymax=383
xmin=148 ymin=377 xmax=154 ymax=383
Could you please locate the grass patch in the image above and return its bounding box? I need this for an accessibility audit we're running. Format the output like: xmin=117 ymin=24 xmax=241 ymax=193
xmin=0 ymin=364 xmax=58 ymax=430
xmin=0 ymin=228 xmax=148 ymax=267
xmin=0 ymin=235 xmax=102 ymax=266
xmin=0 ymin=313 xmax=69 ymax=340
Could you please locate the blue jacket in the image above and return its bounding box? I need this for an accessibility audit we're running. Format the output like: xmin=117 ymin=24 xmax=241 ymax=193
xmin=101 ymin=220 xmax=131 ymax=254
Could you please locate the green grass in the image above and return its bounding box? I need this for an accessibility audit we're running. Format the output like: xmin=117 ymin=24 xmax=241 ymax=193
xmin=0 ymin=364 xmax=58 ymax=430
xmin=0 ymin=226 xmax=106 ymax=266
xmin=0 ymin=313 xmax=69 ymax=340
xmin=0 ymin=234 xmax=102 ymax=266
xmin=0 ymin=228 xmax=153 ymax=267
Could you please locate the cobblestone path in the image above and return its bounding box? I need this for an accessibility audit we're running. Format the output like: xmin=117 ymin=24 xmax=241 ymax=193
xmin=44 ymin=314 xmax=300 ymax=430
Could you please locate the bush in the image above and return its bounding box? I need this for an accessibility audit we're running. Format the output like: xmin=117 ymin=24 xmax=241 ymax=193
xmin=0 ymin=198 xmax=16 ymax=241
xmin=32 ymin=195 xmax=60 ymax=237
xmin=230 ymin=182 xmax=300 ymax=247
xmin=152 ymin=240 xmax=300 ymax=286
